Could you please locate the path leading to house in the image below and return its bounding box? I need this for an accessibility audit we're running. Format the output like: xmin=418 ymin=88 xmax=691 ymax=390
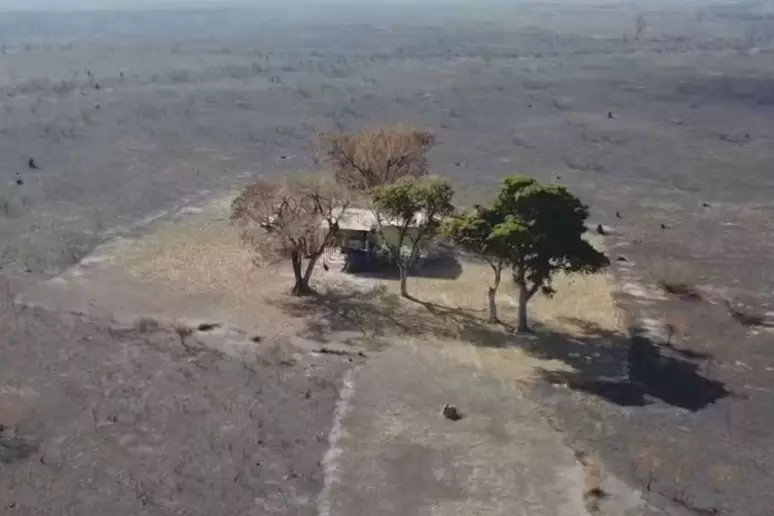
xmin=322 ymin=344 xmax=595 ymax=516
xmin=15 ymin=195 xmax=647 ymax=515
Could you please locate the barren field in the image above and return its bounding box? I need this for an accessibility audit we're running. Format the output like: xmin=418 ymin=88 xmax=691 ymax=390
xmin=1 ymin=1 xmax=774 ymax=515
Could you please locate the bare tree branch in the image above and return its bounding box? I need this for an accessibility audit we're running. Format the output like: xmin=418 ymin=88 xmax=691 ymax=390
xmin=231 ymin=175 xmax=350 ymax=295
xmin=318 ymin=126 xmax=435 ymax=191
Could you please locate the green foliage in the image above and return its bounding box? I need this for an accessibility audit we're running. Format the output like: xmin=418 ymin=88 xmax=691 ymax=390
xmin=372 ymin=177 xmax=455 ymax=296
xmin=372 ymin=176 xmax=455 ymax=235
xmin=445 ymin=175 xmax=608 ymax=328
xmin=443 ymin=207 xmax=528 ymax=266
xmin=492 ymin=175 xmax=608 ymax=294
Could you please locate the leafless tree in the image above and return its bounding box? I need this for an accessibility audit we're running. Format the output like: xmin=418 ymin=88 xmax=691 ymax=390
xmin=231 ymin=175 xmax=350 ymax=295
xmin=317 ymin=126 xmax=435 ymax=191
xmin=635 ymin=14 xmax=647 ymax=40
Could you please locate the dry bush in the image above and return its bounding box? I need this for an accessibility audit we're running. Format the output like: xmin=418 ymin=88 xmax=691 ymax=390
xmin=317 ymin=126 xmax=435 ymax=191
xmin=653 ymin=259 xmax=703 ymax=301
xmin=724 ymin=299 xmax=772 ymax=328
xmin=658 ymin=280 xmax=702 ymax=301
xmin=230 ymin=175 xmax=350 ymax=295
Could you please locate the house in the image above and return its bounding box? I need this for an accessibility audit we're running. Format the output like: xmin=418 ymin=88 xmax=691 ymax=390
xmin=332 ymin=208 xmax=428 ymax=253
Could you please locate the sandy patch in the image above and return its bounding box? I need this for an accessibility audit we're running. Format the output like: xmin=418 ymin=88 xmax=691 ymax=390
xmin=19 ymin=193 xmax=626 ymax=386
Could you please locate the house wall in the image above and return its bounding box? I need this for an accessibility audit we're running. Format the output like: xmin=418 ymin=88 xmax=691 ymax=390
xmin=335 ymin=227 xmax=424 ymax=254
xmin=336 ymin=229 xmax=369 ymax=250
xmin=372 ymin=227 xmax=423 ymax=253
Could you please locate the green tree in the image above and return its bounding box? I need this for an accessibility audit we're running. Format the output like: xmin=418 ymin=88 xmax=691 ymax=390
xmin=372 ymin=177 xmax=455 ymax=298
xmin=444 ymin=206 xmax=522 ymax=323
xmin=446 ymin=176 xmax=608 ymax=331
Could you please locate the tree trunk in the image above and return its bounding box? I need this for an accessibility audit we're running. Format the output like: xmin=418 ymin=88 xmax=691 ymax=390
xmin=517 ymin=281 xmax=529 ymax=332
xmin=303 ymin=252 xmax=320 ymax=284
xmin=399 ymin=266 xmax=409 ymax=298
xmin=487 ymin=267 xmax=502 ymax=324
xmin=487 ymin=287 xmax=498 ymax=323
xmin=290 ymin=251 xmax=313 ymax=296
xmin=513 ymin=265 xmax=530 ymax=332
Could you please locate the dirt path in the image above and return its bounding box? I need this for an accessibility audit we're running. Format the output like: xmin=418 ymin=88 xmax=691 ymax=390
xmin=320 ymin=342 xmax=645 ymax=516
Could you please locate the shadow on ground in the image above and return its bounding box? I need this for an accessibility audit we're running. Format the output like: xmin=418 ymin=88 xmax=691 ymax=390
xmin=279 ymin=288 xmax=730 ymax=411
xmin=532 ymin=318 xmax=731 ymax=412
xmin=344 ymin=254 xmax=464 ymax=282
xmin=277 ymin=285 xmax=514 ymax=348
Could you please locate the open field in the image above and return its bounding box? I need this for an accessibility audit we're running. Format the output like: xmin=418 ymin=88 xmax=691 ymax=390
xmin=15 ymin=195 xmax=645 ymax=515
xmin=1 ymin=1 xmax=774 ymax=514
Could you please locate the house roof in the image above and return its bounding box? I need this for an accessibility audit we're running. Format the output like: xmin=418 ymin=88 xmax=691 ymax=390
xmin=335 ymin=208 xmax=429 ymax=232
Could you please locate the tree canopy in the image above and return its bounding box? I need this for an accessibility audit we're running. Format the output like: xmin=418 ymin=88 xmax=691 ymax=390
xmin=230 ymin=175 xmax=349 ymax=295
xmin=318 ymin=126 xmax=435 ymax=191
xmin=445 ymin=175 xmax=608 ymax=330
xmin=372 ymin=176 xmax=455 ymax=297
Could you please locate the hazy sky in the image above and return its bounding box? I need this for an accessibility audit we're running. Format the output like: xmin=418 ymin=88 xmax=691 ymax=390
xmin=0 ymin=0 xmax=438 ymax=11
xmin=0 ymin=0 xmax=253 ymax=11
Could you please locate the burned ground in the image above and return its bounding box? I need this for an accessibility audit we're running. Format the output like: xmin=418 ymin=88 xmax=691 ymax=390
xmin=0 ymin=1 xmax=773 ymax=515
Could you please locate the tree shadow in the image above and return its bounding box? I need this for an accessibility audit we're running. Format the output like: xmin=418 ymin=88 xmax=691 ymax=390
xmin=276 ymin=286 xmax=409 ymax=347
xmin=277 ymin=285 xmax=516 ymax=349
xmin=530 ymin=317 xmax=731 ymax=412
xmin=343 ymin=253 xmax=464 ymax=281
xmin=279 ymin=288 xmax=731 ymax=412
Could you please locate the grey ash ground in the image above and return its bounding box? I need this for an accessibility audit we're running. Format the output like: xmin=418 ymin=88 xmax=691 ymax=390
xmin=1 ymin=1 xmax=774 ymax=515
xmin=0 ymin=307 xmax=356 ymax=515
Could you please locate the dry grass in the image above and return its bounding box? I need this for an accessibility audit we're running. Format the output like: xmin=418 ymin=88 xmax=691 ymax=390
xmin=112 ymin=200 xmax=299 ymax=335
xmin=392 ymin=261 xmax=624 ymax=335
xmin=108 ymin=201 xmax=625 ymax=387
xmin=379 ymin=259 xmax=626 ymax=385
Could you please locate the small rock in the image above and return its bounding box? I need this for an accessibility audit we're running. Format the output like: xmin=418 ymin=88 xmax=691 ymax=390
xmin=702 ymin=202 xmax=711 ymax=207
xmin=616 ymin=255 xmax=628 ymax=262
xmin=441 ymin=404 xmax=463 ymax=421
xmin=28 ymin=158 xmax=39 ymax=170
xmin=596 ymin=224 xmax=607 ymax=236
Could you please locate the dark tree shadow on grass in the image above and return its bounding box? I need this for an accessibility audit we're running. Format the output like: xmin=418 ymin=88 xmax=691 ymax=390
xmin=277 ymin=286 xmax=408 ymax=347
xmin=345 ymin=253 xmax=464 ymax=281
xmin=279 ymin=289 xmax=730 ymax=411
xmin=277 ymin=286 xmax=517 ymax=348
xmin=531 ymin=318 xmax=731 ymax=412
